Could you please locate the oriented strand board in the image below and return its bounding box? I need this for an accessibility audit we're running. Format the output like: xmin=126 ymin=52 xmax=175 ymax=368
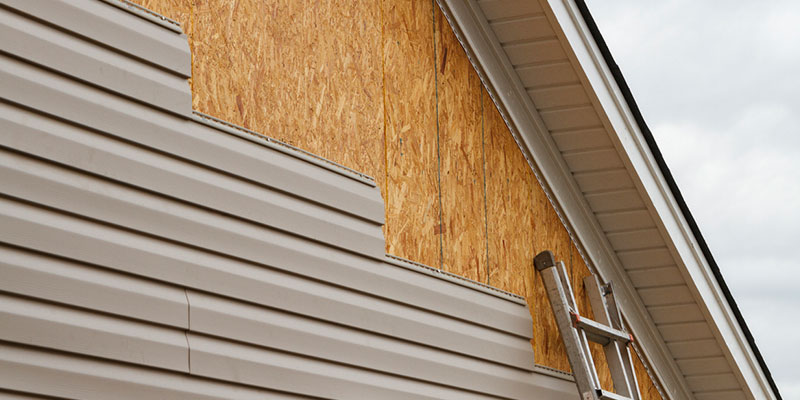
xmin=434 ymin=7 xmax=487 ymax=282
xmin=188 ymin=0 xmax=385 ymax=181
xmin=483 ymin=88 xmax=535 ymax=295
xmin=382 ymin=0 xmax=441 ymax=267
xmin=482 ymin=82 xmax=575 ymax=371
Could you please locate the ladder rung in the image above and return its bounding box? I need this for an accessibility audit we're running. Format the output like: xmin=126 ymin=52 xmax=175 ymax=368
xmin=598 ymin=389 xmax=633 ymax=400
xmin=571 ymin=312 xmax=632 ymax=345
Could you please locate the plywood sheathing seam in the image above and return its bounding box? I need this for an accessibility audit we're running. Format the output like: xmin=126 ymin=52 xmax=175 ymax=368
xmin=431 ymin=1 xmax=445 ymax=269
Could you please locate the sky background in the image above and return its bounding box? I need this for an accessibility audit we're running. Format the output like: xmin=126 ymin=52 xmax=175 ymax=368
xmin=583 ymin=0 xmax=800 ymax=398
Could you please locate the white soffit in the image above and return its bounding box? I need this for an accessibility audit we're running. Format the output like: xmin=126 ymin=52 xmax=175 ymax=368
xmin=435 ymin=0 xmax=780 ymax=399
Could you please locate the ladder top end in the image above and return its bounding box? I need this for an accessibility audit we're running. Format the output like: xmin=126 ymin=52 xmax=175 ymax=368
xmin=534 ymin=250 xmax=557 ymax=271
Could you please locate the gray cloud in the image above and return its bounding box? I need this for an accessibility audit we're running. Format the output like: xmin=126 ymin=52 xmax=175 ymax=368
xmin=586 ymin=0 xmax=800 ymax=397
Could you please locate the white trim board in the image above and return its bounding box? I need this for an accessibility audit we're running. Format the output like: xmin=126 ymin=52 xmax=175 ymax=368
xmin=546 ymin=1 xmax=779 ymax=399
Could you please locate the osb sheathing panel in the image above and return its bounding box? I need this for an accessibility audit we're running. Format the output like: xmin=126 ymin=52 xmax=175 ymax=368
xmin=482 ymin=88 xmax=534 ymax=296
xmin=133 ymin=2 xmax=664 ymax=395
xmin=382 ymin=0 xmax=441 ymax=267
xmin=435 ymin=7 xmax=487 ymax=282
xmin=176 ymin=0 xmax=386 ymax=190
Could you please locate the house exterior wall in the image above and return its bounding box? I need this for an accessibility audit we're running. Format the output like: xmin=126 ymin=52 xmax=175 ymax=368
xmin=133 ymin=1 xmax=664 ymax=396
xmin=0 ymin=0 xmax=660 ymax=396
xmin=0 ymin=1 xmax=590 ymax=398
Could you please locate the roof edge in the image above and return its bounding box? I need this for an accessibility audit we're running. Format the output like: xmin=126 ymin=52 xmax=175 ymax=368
xmin=570 ymin=1 xmax=781 ymax=398
xmin=436 ymin=0 xmax=781 ymax=398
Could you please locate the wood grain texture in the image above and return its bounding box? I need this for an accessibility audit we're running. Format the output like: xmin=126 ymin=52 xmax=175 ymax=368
xmin=483 ymin=88 xmax=535 ymax=296
xmin=190 ymin=0 xmax=384 ymax=181
xmin=382 ymin=0 xmax=441 ymax=267
xmin=434 ymin=7 xmax=487 ymax=282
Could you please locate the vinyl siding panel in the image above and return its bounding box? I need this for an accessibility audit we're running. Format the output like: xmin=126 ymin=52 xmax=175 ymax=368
xmin=0 ymin=344 xmax=306 ymax=400
xmin=0 ymin=2 xmax=577 ymax=398
xmin=0 ymin=244 xmax=188 ymax=328
xmin=0 ymin=6 xmax=190 ymax=116
xmin=2 ymin=0 xmax=191 ymax=76
xmin=0 ymin=292 xmax=188 ymax=372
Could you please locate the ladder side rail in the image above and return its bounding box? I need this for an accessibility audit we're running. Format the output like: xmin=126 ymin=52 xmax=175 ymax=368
xmin=535 ymin=252 xmax=602 ymax=399
xmin=556 ymin=260 xmax=579 ymax=310
xmin=603 ymin=284 xmax=623 ymax=330
xmin=585 ymin=276 xmax=641 ymax=400
xmin=557 ymin=260 xmax=603 ymax=393
xmin=605 ymin=286 xmax=641 ymax=400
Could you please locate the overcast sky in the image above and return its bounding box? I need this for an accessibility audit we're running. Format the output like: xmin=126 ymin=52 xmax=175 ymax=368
xmin=584 ymin=0 xmax=800 ymax=398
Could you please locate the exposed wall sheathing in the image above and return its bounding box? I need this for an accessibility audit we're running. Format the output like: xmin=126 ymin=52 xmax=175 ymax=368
xmin=482 ymin=87 xmax=533 ymax=296
xmin=132 ymin=1 xmax=664 ymax=397
xmin=382 ymin=0 xmax=441 ymax=267
xmin=435 ymin=7 xmax=487 ymax=282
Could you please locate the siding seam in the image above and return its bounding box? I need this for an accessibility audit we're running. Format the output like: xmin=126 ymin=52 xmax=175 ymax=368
xmin=184 ymin=288 xmax=191 ymax=373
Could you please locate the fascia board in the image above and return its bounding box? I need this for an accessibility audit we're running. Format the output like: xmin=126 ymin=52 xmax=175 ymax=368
xmin=435 ymin=1 xmax=691 ymax=398
xmin=542 ymin=0 xmax=779 ymax=399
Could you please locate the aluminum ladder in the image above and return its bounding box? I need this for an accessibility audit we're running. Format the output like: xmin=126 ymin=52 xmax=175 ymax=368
xmin=534 ymin=250 xmax=641 ymax=400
